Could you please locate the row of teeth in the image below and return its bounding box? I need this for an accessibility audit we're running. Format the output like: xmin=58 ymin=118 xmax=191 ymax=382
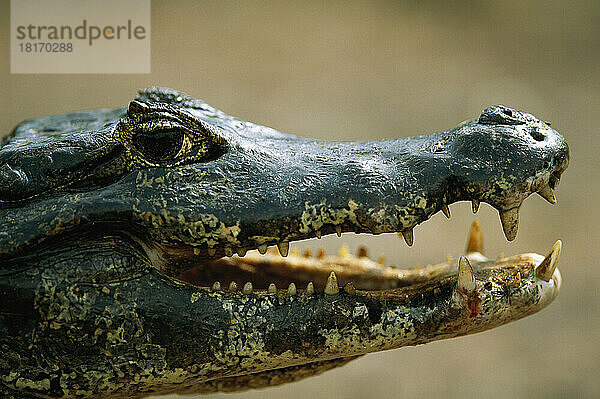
xmin=209 ymin=271 xmax=344 ymax=296
xmin=443 ymin=186 xmax=557 ymax=243
xmin=206 ymin=221 xmax=562 ymax=297
xmin=207 ymin=238 xmax=561 ymax=297
xmin=197 ymin=187 xmax=557 ymax=259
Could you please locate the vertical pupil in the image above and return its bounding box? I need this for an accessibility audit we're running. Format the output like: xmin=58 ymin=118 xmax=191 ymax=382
xmin=133 ymin=129 xmax=183 ymax=162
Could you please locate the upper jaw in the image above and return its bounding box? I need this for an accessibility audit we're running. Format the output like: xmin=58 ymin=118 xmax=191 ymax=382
xmin=137 ymin=136 xmax=568 ymax=261
xmin=0 ymin=104 xmax=569 ymax=260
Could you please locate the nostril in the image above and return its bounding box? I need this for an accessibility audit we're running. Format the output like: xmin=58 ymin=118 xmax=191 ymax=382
xmin=530 ymin=129 xmax=545 ymax=141
xmin=478 ymin=105 xmax=524 ymax=126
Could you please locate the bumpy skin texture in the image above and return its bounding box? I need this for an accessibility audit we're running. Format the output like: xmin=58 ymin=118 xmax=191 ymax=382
xmin=0 ymin=88 xmax=568 ymax=398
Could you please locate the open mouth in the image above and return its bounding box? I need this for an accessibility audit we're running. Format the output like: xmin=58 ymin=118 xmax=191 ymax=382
xmin=173 ymin=218 xmax=561 ymax=297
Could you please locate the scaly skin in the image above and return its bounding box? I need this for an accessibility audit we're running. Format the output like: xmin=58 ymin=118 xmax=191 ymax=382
xmin=0 ymin=88 xmax=569 ymax=398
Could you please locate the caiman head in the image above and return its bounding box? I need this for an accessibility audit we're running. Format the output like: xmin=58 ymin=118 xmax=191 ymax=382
xmin=0 ymin=88 xmax=569 ymax=398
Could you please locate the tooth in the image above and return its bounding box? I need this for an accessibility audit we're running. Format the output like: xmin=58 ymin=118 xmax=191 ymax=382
xmin=212 ymin=281 xmax=221 ymax=291
xmin=229 ymin=281 xmax=238 ymax=292
xmin=277 ymin=242 xmax=289 ymax=257
xmin=258 ymin=244 xmax=268 ymax=254
xmin=324 ymin=272 xmax=339 ymax=295
xmin=335 ymin=226 xmax=342 ymax=237
xmin=338 ymin=245 xmax=349 ymax=257
xmin=306 ymin=282 xmax=315 ymax=294
xmin=193 ymin=248 xmax=201 ymax=255
xmin=401 ymin=229 xmax=414 ymax=246
xmin=236 ymin=248 xmax=247 ymax=257
xmin=441 ymin=204 xmax=451 ymax=218
xmin=268 ymin=283 xmax=277 ymax=294
xmin=377 ymin=255 xmax=385 ymax=265
xmin=499 ymin=207 xmax=519 ymax=241
xmin=317 ymin=248 xmax=326 ymax=259
xmin=303 ymin=248 xmax=312 ymax=257
xmin=538 ymin=184 xmax=557 ymax=204
xmin=536 ymin=240 xmax=562 ymax=282
xmin=457 ymin=256 xmax=476 ymax=293
xmin=344 ymin=282 xmax=356 ymax=295
xmin=242 ymin=282 xmax=253 ymax=294
xmin=465 ymin=220 xmax=484 ymax=254
xmin=315 ymin=230 xmax=322 ymax=239
xmin=208 ymin=248 xmax=217 ymax=257
xmin=288 ymin=283 xmax=297 ymax=295
xmin=290 ymin=248 xmax=300 ymax=257
xmin=224 ymin=247 xmax=233 ymax=257
xmin=357 ymin=246 xmax=368 ymax=258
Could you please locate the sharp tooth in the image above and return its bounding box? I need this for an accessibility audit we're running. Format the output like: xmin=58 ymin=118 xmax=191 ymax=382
xmin=465 ymin=220 xmax=484 ymax=255
xmin=441 ymin=204 xmax=451 ymax=218
xmin=472 ymin=200 xmax=480 ymax=214
xmin=229 ymin=281 xmax=238 ymax=292
xmin=401 ymin=229 xmax=414 ymax=246
xmin=208 ymin=248 xmax=217 ymax=257
xmin=536 ymin=240 xmax=562 ymax=282
xmin=317 ymin=247 xmax=326 ymax=259
xmin=335 ymin=226 xmax=342 ymax=237
xmin=538 ymin=184 xmax=557 ymax=204
xmin=288 ymin=283 xmax=297 ymax=295
xmin=242 ymin=282 xmax=253 ymax=294
xmin=212 ymin=281 xmax=221 ymax=291
xmin=224 ymin=247 xmax=233 ymax=257
xmin=277 ymin=242 xmax=289 ymax=257
xmin=338 ymin=244 xmax=349 ymax=257
xmin=236 ymin=248 xmax=247 ymax=257
xmin=377 ymin=255 xmax=385 ymax=265
xmin=306 ymin=282 xmax=315 ymax=294
xmin=499 ymin=207 xmax=519 ymax=241
xmin=457 ymin=256 xmax=476 ymax=293
xmin=258 ymin=244 xmax=268 ymax=254
xmin=315 ymin=230 xmax=322 ymax=239
xmin=303 ymin=248 xmax=312 ymax=257
xmin=193 ymin=248 xmax=201 ymax=255
xmin=357 ymin=246 xmax=368 ymax=258
xmin=324 ymin=272 xmax=339 ymax=295
xmin=290 ymin=248 xmax=300 ymax=257
xmin=268 ymin=283 xmax=277 ymax=294
xmin=344 ymin=282 xmax=356 ymax=295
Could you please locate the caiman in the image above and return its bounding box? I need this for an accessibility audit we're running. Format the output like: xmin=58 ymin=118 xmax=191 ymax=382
xmin=0 ymin=88 xmax=569 ymax=398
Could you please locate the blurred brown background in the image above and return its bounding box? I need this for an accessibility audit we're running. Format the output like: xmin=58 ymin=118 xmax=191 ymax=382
xmin=1 ymin=1 xmax=598 ymax=397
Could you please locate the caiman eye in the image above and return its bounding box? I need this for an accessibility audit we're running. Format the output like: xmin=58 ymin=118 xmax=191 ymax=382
xmin=132 ymin=128 xmax=184 ymax=163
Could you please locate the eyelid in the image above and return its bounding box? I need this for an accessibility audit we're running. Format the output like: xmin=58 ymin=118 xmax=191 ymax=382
xmin=134 ymin=120 xmax=189 ymax=134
